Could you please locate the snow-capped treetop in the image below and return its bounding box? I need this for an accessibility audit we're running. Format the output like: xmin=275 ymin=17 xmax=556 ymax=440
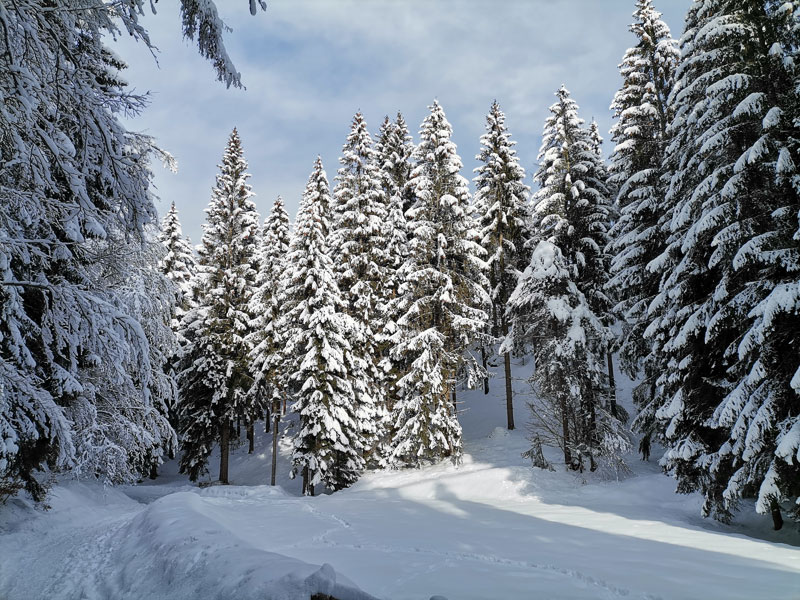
xmin=533 ymin=86 xmax=613 ymax=322
xmin=473 ymin=100 xmax=532 ymax=312
xmin=374 ymin=112 xmax=415 ymax=210
xmin=159 ymin=202 xmax=197 ymax=316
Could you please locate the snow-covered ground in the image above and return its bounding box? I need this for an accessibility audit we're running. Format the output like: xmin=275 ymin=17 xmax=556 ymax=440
xmin=1 ymin=358 xmax=799 ymax=599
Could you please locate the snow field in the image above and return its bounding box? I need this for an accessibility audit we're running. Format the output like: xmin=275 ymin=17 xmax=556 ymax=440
xmin=1 ymin=357 xmax=799 ymax=599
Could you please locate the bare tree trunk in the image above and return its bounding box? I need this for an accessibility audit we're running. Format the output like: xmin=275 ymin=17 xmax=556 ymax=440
xmin=501 ymin=314 xmax=515 ymax=430
xmin=607 ymin=352 xmax=618 ymax=418
xmin=302 ymin=466 xmax=309 ymax=496
xmin=219 ymin=421 xmax=230 ymax=484
xmin=452 ymin=386 xmax=457 ymax=414
xmin=771 ymin=498 xmax=784 ymax=531
xmin=265 ymin=407 xmax=271 ymax=433
xmin=481 ymin=346 xmax=489 ymax=395
xmin=247 ymin=422 xmax=254 ymax=454
xmin=270 ymin=402 xmax=280 ymax=486
xmin=560 ymin=397 xmax=572 ymax=467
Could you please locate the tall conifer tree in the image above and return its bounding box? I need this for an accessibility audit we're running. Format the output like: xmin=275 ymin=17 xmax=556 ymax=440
xmin=473 ymin=101 xmax=532 ymax=430
xmin=646 ymin=0 xmax=800 ymax=527
xmin=178 ymin=128 xmax=261 ymax=483
xmin=521 ymin=86 xmax=625 ymax=470
xmin=281 ymin=159 xmax=368 ymax=494
xmin=330 ymin=113 xmax=387 ymax=456
xmin=385 ymin=101 xmax=489 ymax=468
xmin=607 ymin=0 xmax=679 ymax=437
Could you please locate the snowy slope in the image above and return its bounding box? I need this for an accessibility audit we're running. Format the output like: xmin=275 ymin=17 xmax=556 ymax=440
xmin=1 ymin=357 xmax=799 ymax=599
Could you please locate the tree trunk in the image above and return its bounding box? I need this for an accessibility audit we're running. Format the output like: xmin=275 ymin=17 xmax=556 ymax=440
xmin=265 ymin=407 xmax=271 ymax=433
xmin=302 ymin=466 xmax=309 ymax=496
xmin=247 ymin=422 xmax=255 ymax=454
xmin=452 ymin=386 xmax=457 ymax=414
xmin=501 ymin=314 xmax=514 ymax=430
xmin=606 ymin=352 xmax=618 ymax=418
xmin=504 ymin=352 xmax=514 ymax=430
xmin=481 ymin=346 xmax=489 ymax=395
xmin=771 ymin=498 xmax=784 ymax=531
xmin=271 ymin=403 xmax=280 ymax=486
xmin=219 ymin=421 xmax=230 ymax=484
xmin=560 ymin=397 xmax=572 ymax=467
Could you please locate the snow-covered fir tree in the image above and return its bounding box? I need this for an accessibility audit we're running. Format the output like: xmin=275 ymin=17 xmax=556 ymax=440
xmin=248 ymin=196 xmax=291 ymax=430
xmin=159 ymin=202 xmax=198 ymax=324
xmin=280 ymin=158 xmax=369 ymax=494
xmin=178 ymin=128 xmax=261 ymax=483
xmin=505 ymin=241 xmax=629 ymax=470
xmin=373 ymin=113 xmax=414 ymax=435
xmin=606 ymin=0 xmax=679 ymax=439
xmin=0 ymin=2 xmax=187 ymax=499
xmin=330 ymin=113 xmax=388 ymax=458
xmin=473 ymin=100 xmax=532 ymax=430
xmin=523 ymin=86 xmax=626 ymax=471
xmin=384 ymin=101 xmax=490 ymax=468
xmin=644 ymin=0 xmax=800 ymax=528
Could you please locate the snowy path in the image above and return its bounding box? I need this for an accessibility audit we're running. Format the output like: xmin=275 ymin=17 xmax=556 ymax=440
xmin=2 ymin=361 xmax=799 ymax=599
xmin=2 ymin=431 xmax=798 ymax=600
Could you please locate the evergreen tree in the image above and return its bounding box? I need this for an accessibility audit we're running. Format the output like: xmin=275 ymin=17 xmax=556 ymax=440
xmin=178 ymin=129 xmax=261 ymax=483
xmin=384 ymin=101 xmax=490 ymax=468
xmin=330 ymin=113 xmax=387 ymax=457
xmin=248 ymin=196 xmax=291 ymax=429
xmin=473 ymin=101 xmax=532 ymax=430
xmin=280 ymin=159 xmax=367 ymax=494
xmin=373 ymin=114 xmax=414 ymax=421
xmin=646 ymin=0 xmax=800 ymax=527
xmin=506 ymin=241 xmax=628 ymax=470
xmin=159 ymin=202 xmax=198 ymax=324
xmin=607 ymin=0 xmax=679 ymax=438
xmin=0 ymin=3 xmax=183 ymax=498
xmin=526 ymin=86 xmax=625 ymax=471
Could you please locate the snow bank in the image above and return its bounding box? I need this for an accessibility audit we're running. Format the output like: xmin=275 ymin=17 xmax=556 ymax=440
xmin=109 ymin=490 xmax=377 ymax=600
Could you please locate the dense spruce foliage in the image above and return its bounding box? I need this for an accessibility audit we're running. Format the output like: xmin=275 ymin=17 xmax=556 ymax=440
xmin=3 ymin=0 xmax=799 ymax=531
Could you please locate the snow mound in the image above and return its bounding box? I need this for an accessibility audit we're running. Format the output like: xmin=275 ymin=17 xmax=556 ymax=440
xmin=111 ymin=491 xmax=377 ymax=600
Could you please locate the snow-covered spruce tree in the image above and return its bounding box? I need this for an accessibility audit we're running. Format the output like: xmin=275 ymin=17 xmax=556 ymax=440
xmin=525 ymin=86 xmax=625 ymax=471
xmin=178 ymin=129 xmax=261 ymax=483
xmin=373 ymin=114 xmax=414 ymax=429
xmin=384 ymin=101 xmax=490 ymax=468
xmin=0 ymin=2 xmax=197 ymax=498
xmin=473 ymin=101 xmax=532 ymax=430
xmin=159 ymin=202 xmax=198 ymax=324
xmin=505 ymin=241 xmax=628 ymax=470
xmin=330 ymin=113 xmax=388 ymax=458
xmin=644 ymin=0 xmax=800 ymax=527
xmin=280 ymin=159 xmax=368 ymax=494
xmin=607 ymin=0 xmax=679 ymax=438
xmin=247 ymin=196 xmax=291 ymax=436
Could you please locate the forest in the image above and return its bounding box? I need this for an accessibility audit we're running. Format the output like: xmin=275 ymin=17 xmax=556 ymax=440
xmin=1 ymin=0 xmax=799 ymax=551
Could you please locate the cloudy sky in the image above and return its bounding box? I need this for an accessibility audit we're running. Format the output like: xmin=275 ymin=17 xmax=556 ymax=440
xmin=115 ymin=0 xmax=692 ymax=243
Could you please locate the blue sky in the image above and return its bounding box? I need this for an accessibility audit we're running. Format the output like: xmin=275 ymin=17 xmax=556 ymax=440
xmin=115 ymin=0 xmax=692 ymax=243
